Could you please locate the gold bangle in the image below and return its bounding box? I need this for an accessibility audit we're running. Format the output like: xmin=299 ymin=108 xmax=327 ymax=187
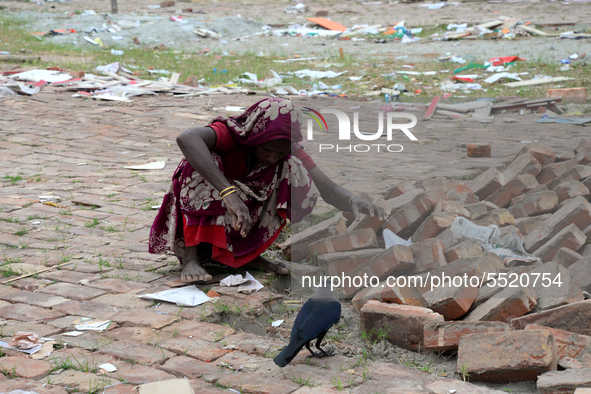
xmin=348 ymin=195 xmax=355 ymax=209
xmin=221 ymin=189 xmax=237 ymax=199
xmin=220 ymin=186 xmax=235 ymax=196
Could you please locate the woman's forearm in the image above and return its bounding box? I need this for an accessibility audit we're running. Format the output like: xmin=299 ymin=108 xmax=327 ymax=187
xmin=176 ymin=128 xmax=232 ymax=192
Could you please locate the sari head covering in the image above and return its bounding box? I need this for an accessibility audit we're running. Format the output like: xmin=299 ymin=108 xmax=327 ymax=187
xmin=209 ymin=98 xmax=305 ymax=146
xmin=149 ymin=98 xmax=319 ymax=268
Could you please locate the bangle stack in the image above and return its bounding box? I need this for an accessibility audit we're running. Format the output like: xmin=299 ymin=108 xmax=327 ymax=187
xmin=348 ymin=195 xmax=356 ymax=209
xmin=220 ymin=186 xmax=237 ymax=199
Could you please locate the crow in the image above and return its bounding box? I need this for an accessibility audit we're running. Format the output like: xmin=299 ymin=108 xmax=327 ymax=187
xmin=273 ymin=285 xmax=341 ymax=367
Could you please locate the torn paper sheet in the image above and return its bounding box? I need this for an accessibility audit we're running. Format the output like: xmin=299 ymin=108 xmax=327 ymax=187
xmin=450 ymin=216 xmax=500 ymax=250
xmin=12 ymin=69 xmax=73 ymax=83
xmin=293 ymin=69 xmax=347 ymax=79
xmin=138 ymin=285 xmax=210 ymax=307
xmin=73 ymin=318 xmax=111 ymax=331
xmin=61 ymin=331 xmax=84 ymax=337
xmin=31 ymin=340 xmax=56 ymax=360
xmin=272 ymin=320 xmax=284 ymax=327
xmin=383 ymin=228 xmax=413 ymax=248
xmin=99 ymin=363 xmax=118 ymax=372
xmin=9 ymin=332 xmax=39 ymax=349
xmin=123 ymin=161 xmax=166 ymax=170
xmin=220 ymin=271 xmax=264 ymax=294
xmin=0 ymin=340 xmax=42 ymax=355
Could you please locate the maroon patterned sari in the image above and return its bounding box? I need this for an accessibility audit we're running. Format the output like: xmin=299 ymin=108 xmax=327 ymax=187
xmin=148 ymin=98 xmax=319 ymax=267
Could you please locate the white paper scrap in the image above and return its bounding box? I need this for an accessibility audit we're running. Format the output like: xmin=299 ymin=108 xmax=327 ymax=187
xmin=62 ymin=331 xmax=84 ymax=337
xmin=0 ymin=341 xmax=42 ymax=355
xmin=138 ymin=285 xmax=211 ymax=307
xmin=271 ymin=320 xmax=284 ymax=327
xmin=383 ymin=228 xmax=413 ymax=248
xmin=73 ymin=318 xmax=111 ymax=331
xmin=12 ymin=69 xmax=73 ymax=83
xmin=220 ymin=271 xmax=264 ymax=294
xmin=123 ymin=161 xmax=166 ymax=170
xmin=99 ymin=363 xmax=118 ymax=372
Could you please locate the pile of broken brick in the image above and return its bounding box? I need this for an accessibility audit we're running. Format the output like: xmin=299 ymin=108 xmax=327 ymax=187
xmin=282 ymin=138 xmax=591 ymax=392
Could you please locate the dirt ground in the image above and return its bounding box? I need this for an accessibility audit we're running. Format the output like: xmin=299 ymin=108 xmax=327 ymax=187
xmin=2 ymin=0 xmax=591 ymax=64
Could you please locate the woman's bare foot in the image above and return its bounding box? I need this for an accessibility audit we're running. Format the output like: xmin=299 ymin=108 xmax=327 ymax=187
xmin=181 ymin=246 xmax=213 ymax=282
xmin=248 ymin=255 xmax=289 ymax=275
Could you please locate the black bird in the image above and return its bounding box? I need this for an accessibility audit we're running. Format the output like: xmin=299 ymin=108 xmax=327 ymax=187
xmin=274 ymin=285 xmax=341 ymax=367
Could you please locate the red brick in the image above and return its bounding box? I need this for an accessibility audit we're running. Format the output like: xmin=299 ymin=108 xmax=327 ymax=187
xmin=383 ymin=192 xmax=434 ymax=239
xmin=528 ymin=261 xmax=584 ymax=312
xmin=518 ymin=143 xmax=557 ymax=166
xmin=98 ymin=340 xmax=174 ymax=365
xmin=68 ymin=71 xmax=85 ymax=79
xmin=411 ymin=212 xmax=459 ymax=243
xmin=485 ymin=174 xmax=539 ymax=208
xmin=0 ymin=357 xmax=51 ymax=379
xmin=445 ymin=238 xmax=483 ymax=262
xmin=569 ymin=257 xmax=591 ymax=293
xmin=575 ymin=138 xmax=591 ymax=154
xmin=445 ymin=186 xmax=479 ymax=205
xmin=216 ymin=374 xmax=300 ymax=394
xmin=508 ymin=190 xmax=559 ymax=219
xmin=533 ymin=224 xmax=587 ymax=263
xmin=159 ymin=337 xmax=229 ymax=362
xmin=547 ymin=165 xmax=591 ymax=190
xmin=423 ymin=321 xmax=512 ymax=351
xmin=0 ymin=290 xmax=66 ymax=308
xmin=575 ymin=148 xmax=591 ymax=165
xmin=554 ymin=247 xmax=584 ymax=268
xmin=433 ymin=200 xmax=470 ymax=217
xmin=384 ymin=180 xmax=415 ymax=200
xmin=457 ymin=330 xmax=557 ymax=382
xmin=537 ymin=160 xmax=577 ymax=184
xmin=408 ymin=238 xmax=447 ymax=274
xmin=222 ymin=332 xmax=285 ymax=356
xmin=38 ymin=282 xmax=106 ymax=300
xmin=281 ymin=213 xmax=347 ymax=261
xmin=110 ymin=309 xmax=178 ymax=329
xmin=424 ymin=187 xmax=449 ymax=206
xmin=88 ymin=278 xmax=150 ymax=294
xmin=511 ymin=299 xmax=591 ymax=336
xmin=473 ymin=208 xmax=515 ymax=227
xmin=309 ymin=228 xmax=377 ymax=255
xmin=467 ymin=144 xmax=491 ymax=157
xmin=502 ymin=153 xmax=543 ymax=183
xmin=464 ymin=285 xmax=537 ymax=322
xmin=159 ymin=356 xmax=222 ymax=379
xmin=52 ymin=300 xmax=116 ymax=319
xmin=0 ymin=378 xmax=68 ymax=394
xmin=425 ymin=284 xmax=479 ymax=320
xmin=555 ymin=181 xmax=590 ymax=202
xmin=0 ymin=304 xmax=64 ymax=322
xmin=342 ymin=245 xmax=414 ymax=297
xmin=525 ymin=324 xmax=591 ymax=368
xmin=467 ymin=168 xmax=505 ymax=200
xmin=352 ymin=280 xmax=428 ymax=312
xmin=537 ymin=369 xmax=591 ymax=394
xmin=160 ymin=0 xmax=175 ymax=6
xmin=317 ymin=248 xmax=383 ymax=277
xmin=515 ymin=214 xmax=551 ymax=236
xmin=524 ymin=196 xmax=591 ymax=253
xmin=360 ymin=301 xmax=444 ymax=351
xmin=555 ymin=148 xmax=576 ymax=162
xmin=162 ymin=320 xmax=235 ymax=342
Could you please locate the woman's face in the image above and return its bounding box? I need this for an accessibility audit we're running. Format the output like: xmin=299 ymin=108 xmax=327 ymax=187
xmin=253 ymin=139 xmax=292 ymax=167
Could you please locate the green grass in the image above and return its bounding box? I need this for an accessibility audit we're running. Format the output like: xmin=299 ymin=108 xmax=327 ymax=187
xmin=1 ymin=175 xmax=23 ymax=185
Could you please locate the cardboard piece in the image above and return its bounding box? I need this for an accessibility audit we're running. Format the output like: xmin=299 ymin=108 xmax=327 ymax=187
xmin=306 ymin=17 xmax=347 ymax=32
xmin=139 ymin=378 xmax=193 ymax=394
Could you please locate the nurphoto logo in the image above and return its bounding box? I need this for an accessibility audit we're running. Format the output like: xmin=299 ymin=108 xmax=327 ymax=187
xmin=302 ymin=107 xmax=418 ymax=153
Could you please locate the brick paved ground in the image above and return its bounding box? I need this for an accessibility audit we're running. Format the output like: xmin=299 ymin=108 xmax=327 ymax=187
xmin=0 ymin=87 xmax=583 ymax=393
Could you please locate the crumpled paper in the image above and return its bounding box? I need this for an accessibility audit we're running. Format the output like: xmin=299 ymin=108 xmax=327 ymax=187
xmin=9 ymin=332 xmax=39 ymax=349
xmin=220 ymin=271 xmax=263 ymax=294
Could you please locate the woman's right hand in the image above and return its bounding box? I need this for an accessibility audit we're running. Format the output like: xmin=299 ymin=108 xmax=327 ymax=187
xmin=224 ymin=193 xmax=252 ymax=238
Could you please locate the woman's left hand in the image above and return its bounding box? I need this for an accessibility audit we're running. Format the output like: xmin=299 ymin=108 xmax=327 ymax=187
xmin=350 ymin=197 xmax=387 ymax=222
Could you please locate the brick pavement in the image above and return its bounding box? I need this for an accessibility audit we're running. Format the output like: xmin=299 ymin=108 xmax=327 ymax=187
xmin=0 ymin=88 xmax=582 ymax=393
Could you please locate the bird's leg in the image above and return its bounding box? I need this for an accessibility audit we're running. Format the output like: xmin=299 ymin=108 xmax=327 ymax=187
xmin=305 ymin=341 xmax=322 ymax=358
xmin=315 ymin=333 xmax=335 ymax=358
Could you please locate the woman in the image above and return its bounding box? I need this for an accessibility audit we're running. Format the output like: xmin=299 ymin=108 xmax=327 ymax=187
xmin=149 ymin=98 xmax=385 ymax=282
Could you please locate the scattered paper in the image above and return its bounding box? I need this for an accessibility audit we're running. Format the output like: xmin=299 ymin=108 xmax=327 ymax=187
xmin=123 ymin=161 xmax=166 ymax=170
xmin=220 ymin=271 xmax=264 ymax=294
xmin=73 ymin=318 xmax=111 ymax=331
xmin=484 ymin=72 xmax=522 ymax=84
xmin=62 ymin=331 xmax=84 ymax=337
xmin=0 ymin=340 xmax=42 ymax=355
xmin=9 ymin=332 xmax=39 ymax=349
xmin=272 ymin=320 xmax=284 ymax=327
xmin=383 ymin=228 xmax=413 ymax=248
xmin=99 ymin=363 xmax=118 ymax=372
xmin=31 ymin=340 xmax=56 ymax=360
xmin=139 ymin=379 xmax=194 ymax=394
xmin=293 ymin=69 xmax=347 ymax=79
xmin=38 ymin=195 xmax=61 ymax=203
xmin=12 ymin=69 xmax=72 ymax=83
xmin=138 ymin=285 xmax=211 ymax=307
xmin=450 ymin=216 xmax=500 ymax=250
